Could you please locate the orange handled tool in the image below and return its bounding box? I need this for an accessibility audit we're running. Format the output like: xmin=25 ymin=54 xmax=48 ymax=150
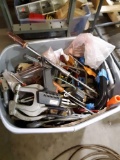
xmin=8 ymin=32 xmax=27 ymax=48
xmin=60 ymin=55 xmax=75 ymax=66
xmin=53 ymin=81 xmax=64 ymax=93
xmin=53 ymin=81 xmax=94 ymax=114
xmin=83 ymin=66 xmax=96 ymax=77
xmin=74 ymin=58 xmax=96 ymax=77
xmin=107 ymin=95 xmax=120 ymax=107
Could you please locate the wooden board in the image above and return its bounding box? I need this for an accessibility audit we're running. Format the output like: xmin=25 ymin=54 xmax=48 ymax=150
xmin=91 ymin=0 xmax=100 ymax=10
xmin=55 ymin=0 xmax=85 ymax=19
xmin=101 ymin=4 xmax=120 ymax=13
xmin=55 ymin=0 xmax=70 ymax=19
xmin=91 ymin=0 xmax=120 ymax=27
xmin=91 ymin=0 xmax=114 ymax=10
xmin=104 ymin=0 xmax=120 ymax=27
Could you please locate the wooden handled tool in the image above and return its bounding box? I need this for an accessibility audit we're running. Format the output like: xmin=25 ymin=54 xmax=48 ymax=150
xmin=8 ymin=32 xmax=27 ymax=48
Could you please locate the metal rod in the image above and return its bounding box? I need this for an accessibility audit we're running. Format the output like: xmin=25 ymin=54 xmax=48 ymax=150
xmin=9 ymin=72 xmax=26 ymax=86
xmin=70 ymin=75 xmax=97 ymax=95
xmin=24 ymin=54 xmax=39 ymax=63
xmin=91 ymin=0 xmax=104 ymax=32
xmin=3 ymin=0 xmax=13 ymax=27
xmin=0 ymin=0 xmax=13 ymax=31
xmin=64 ymin=91 xmax=85 ymax=106
xmin=75 ymin=59 xmax=84 ymax=67
xmin=64 ymin=90 xmax=94 ymax=114
xmin=96 ymin=21 xmax=120 ymax=27
xmin=53 ymin=81 xmax=94 ymax=114
xmin=26 ymin=46 xmax=40 ymax=57
xmin=66 ymin=0 xmax=76 ymax=36
xmin=94 ymin=27 xmax=104 ymax=39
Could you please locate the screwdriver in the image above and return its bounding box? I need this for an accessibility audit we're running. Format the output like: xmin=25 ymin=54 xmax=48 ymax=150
xmin=8 ymin=32 xmax=97 ymax=95
xmin=74 ymin=58 xmax=97 ymax=77
xmin=53 ymin=81 xmax=94 ymax=114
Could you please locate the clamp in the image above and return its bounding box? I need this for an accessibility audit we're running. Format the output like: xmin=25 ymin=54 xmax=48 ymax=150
xmin=9 ymin=84 xmax=48 ymax=120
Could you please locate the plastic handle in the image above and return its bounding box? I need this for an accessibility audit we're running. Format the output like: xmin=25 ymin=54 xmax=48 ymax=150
xmin=84 ymin=66 xmax=96 ymax=77
xmin=8 ymin=32 xmax=27 ymax=48
xmin=68 ymin=55 xmax=75 ymax=66
xmin=107 ymin=95 xmax=120 ymax=107
xmin=53 ymin=81 xmax=64 ymax=93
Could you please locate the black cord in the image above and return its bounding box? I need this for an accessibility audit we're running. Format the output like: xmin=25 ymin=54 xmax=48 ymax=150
xmin=52 ymin=144 xmax=120 ymax=160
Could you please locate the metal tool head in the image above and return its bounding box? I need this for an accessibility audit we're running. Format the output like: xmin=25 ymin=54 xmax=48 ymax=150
xmin=9 ymin=84 xmax=48 ymax=119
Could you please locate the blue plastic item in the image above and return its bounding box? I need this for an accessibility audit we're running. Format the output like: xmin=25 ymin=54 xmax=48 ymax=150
xmin=78 ymin=57 xmax=85 ymax=64
xmin=96 ymin=69 xmax=108 ymax=83
xmin=86 ymin=103 xmax=95 ymax=110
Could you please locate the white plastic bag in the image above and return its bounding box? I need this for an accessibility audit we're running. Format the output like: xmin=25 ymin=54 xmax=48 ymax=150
xmin=64 ymin=33 xmax=115 ymax=69
xmin=42 ymin=47 xmax=59 ymax=65
xmin=54 ymin=48 xmax=69 ymax=65
xmin=42 ymin=48 xmax=69 ymax=65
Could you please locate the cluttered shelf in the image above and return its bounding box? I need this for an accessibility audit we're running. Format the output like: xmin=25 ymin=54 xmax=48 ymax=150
xmin=1 ymin=0 xmax=120 ymax=40
xmin=1 ymin=0 xmax=90 ymax=38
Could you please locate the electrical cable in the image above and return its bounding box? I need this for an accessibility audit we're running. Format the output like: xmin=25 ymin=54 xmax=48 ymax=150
xmin=52 ymin=144 xmax=120 ymax=160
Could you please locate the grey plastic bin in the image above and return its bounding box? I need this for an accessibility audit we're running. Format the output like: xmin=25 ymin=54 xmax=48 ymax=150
xmin=0 ymin=37 xmax=120 ymax=134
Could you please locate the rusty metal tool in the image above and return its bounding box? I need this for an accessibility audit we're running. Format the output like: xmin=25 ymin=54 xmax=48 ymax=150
xmin=53 ymin=81 xmax=94 ymax=114
xmin=8 ymin=32 xmax=97 ymax=95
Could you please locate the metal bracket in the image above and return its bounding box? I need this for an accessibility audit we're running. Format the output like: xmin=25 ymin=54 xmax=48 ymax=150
xmin=13 ymin=21 xmax=68 ymax=34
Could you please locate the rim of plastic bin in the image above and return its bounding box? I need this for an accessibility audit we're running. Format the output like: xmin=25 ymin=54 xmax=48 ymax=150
xmin=1 ymin=100 xmax=120 ymax=134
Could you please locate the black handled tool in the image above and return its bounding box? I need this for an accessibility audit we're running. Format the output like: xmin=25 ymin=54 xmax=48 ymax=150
xmin=37 ymin=90 xmax=61 ymax=107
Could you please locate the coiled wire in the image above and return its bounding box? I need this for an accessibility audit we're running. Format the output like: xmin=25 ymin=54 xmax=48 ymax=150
xmin=52 ymin=144 xmax=120 ymax=160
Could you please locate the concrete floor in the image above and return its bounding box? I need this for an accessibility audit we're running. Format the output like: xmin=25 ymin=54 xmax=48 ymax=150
xmin=0 ymin=28 xmax=120 ymax=160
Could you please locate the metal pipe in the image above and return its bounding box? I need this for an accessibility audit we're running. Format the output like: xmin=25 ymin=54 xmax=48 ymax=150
xmin=26 ymin=45 xmax=40 ymax=57
xmin=96 ymin=21 xmax=120 ymax=27
xmin=91 ymin=0 xmax=104 ymax=32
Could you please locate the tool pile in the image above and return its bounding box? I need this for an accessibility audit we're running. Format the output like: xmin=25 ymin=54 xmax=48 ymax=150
xmin=0 ymin=32 xmax=115 ymax=128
